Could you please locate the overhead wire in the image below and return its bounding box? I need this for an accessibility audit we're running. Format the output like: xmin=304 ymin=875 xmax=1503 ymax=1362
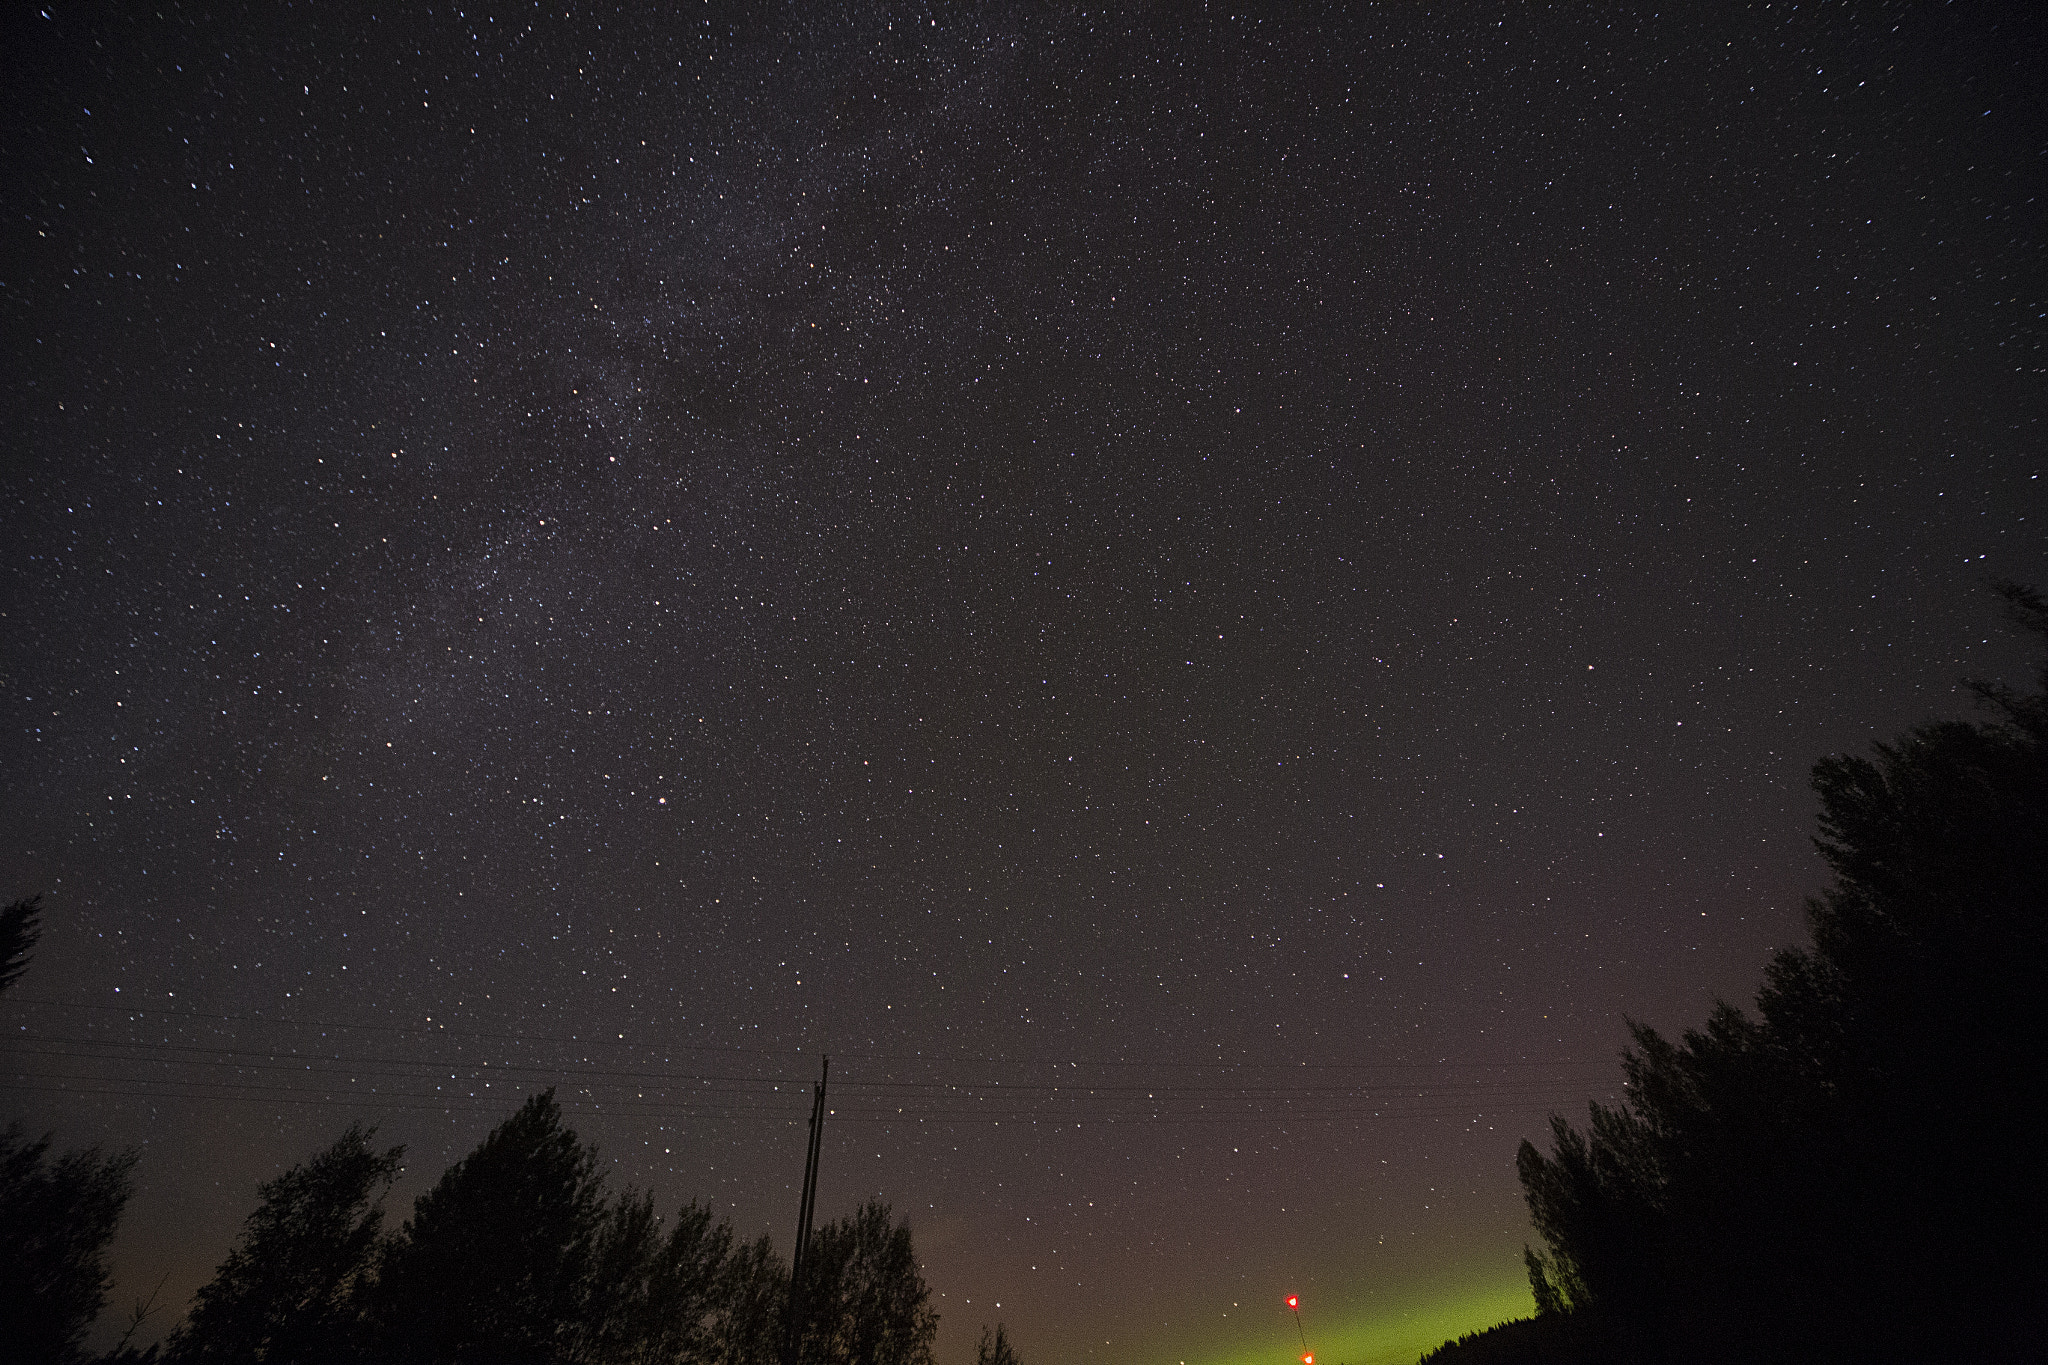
xmin=3 ymin=999 xmax=1623 ymax=1131
xmin=0 ymin=1079 xmax=1576 ymax=1126
xmin=11 ymin=1039 xmax=1609 ymax=1101
xmin=9 ymin=997 xmax=1615 ymax=1072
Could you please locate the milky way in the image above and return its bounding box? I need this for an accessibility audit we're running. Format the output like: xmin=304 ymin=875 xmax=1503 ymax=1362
xmin=4 ymin=5 xmax=2042 ymax=1362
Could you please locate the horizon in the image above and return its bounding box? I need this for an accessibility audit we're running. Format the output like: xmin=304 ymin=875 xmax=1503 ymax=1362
xmin=4 ymin=3 xmax=2040 ymax=1361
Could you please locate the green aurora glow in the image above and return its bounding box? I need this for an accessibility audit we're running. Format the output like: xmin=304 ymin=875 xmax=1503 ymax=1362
xmin=1168 ymin=1268 xmax=1534 ymax=1365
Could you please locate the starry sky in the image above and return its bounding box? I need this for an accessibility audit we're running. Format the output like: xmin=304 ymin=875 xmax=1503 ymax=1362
xmin=3 ymin=4 xmax=2043 ymax=1363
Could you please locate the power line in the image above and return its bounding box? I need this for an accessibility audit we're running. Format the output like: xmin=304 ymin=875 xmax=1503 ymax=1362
xmin=9 ymin=997 xmax=791 ymax=1058
xmin=8 ymin=1044 xmax=1610 ymax=1109
xmin=3 ymin=999 xmax=1622 ymax=1137
xmin=0 ymin=1080 xmax=1575 ymax=1125
xmin=4 ymin=1067 xmax=1605 ymax=1114
xmin=4 ymin=1058 xmax=1608 ymax=1117
xmin=9 ymin=997 xmax=1615 ymax=1073
xmin=11 ymin=1038 xmax=1608 ymax=1099
xmin=13 ymin=1036 xmax=797 ymax=1085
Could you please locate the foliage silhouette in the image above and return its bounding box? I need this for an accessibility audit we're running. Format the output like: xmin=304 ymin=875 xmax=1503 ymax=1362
xmin=786 ymin=1201 xmax=937 ymax=1365
xmin=165 ymin=1124 xmax=402 ymax=1365
xmin=1515 ymin=581 xmax=2048 ymax=1363
xmin=366 ymin=1089 xmax=608 ymax=1364
xmin=2 ymin=893 xmax=45 ymax=994
xmin=574 ymin=1190 xmax=781 ymax=1365
xmin=973 ymin=1323 xmax=1021 ymax=1365
xmin=339 ymin=1088 xmax=797 ymax=1365
xmin=2 ymin=897 xmax=143 ymax=1365
xmin=0 ymin=1121 xmax=139 ymax=1364
xmin=1419 ymin=1311 xmax=1596 ymax=1365
xmin=711 ymin=1232 xmax=791 ymax=1365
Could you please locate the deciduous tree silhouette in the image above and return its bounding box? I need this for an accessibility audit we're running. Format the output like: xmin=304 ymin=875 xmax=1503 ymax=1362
xmin=359 ymin=1088 xmax=784 ymax=1365
xmin=575 ymin=1191 xmax=740 ymax=1365
xmin=367 ymin=1089 xmax=607 ymax=1365
xmin=0 ymin=1122 xmax=138 ymax=1364
xmin=787 ymin=1202 xmax=937 ymax=1365
xmin=973 ymin=1323 xmax=1021 ymax=1365
xmin=165 ymin=1124 xmax=403 ymax=1365
xmin=2 ymin=893 xmax=139 ymax=1365
xmin=1516 ymin=581 xmax=2048 ymax=1363
xmin=710 ymin=1232 xmax=791 ymax=1365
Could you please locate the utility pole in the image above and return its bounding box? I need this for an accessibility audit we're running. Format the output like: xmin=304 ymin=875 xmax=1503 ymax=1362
xmin=781 ymin=1054 xmax=829 ymax=1365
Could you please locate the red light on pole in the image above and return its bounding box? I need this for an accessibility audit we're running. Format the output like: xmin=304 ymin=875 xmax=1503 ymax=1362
xmin=1303 ymin=1355 xmax=1314 ymax=1364
xmin=1286 ymin=1296 xmax=1299 ymax=1311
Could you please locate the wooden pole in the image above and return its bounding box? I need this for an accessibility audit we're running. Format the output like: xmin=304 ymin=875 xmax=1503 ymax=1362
xmin=782 ymin=1055 xmax=829 ymax=1365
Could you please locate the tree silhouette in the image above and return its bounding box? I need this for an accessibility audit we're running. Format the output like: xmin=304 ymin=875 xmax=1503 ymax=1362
xmin=152 ymin=1085 xmax=819 ymax=1365
xmin=1420 ymin=1311 xmax=1598 ymax=1365
xmin=575 ymin=1191 xmax=740 ymax=1365
xmin=166 ymin=1123 xmax=403 ymax=1365
xmin=788 ymin=1202 xmax=937 ymax=1365
xmin=0 ymin=1122 xmax=138 ymax=1364
xmin=1516 ymin=582 xmax=2048 ymax=1362
xmin=710 ymin=1233 xmax=790 ymax=1365
xmin=973 ymin=1323 xmax=1021 ymax=1365
xmin=1 ymin=893 xmax=45 ymax=994
xmin=1 ymin=898 xmax=139 ymax=1364
xmin=367 ymin=1089 xmax=607 ymax=1365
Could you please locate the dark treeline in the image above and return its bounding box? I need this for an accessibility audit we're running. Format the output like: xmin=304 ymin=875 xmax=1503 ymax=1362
xmin=3 ymin=911 xmax=1007 ymax=1365
xmin=5 ymin=1078 xmax=970 ymax=1365
xmin=1426 ymin=582 xmax=2048 ymax=1364
xmin=1415 ymin=1312 xmax=1594 ymax=1365
xmin=16 ymin=578 xmax=2046 ymax=1365
xmin=165 ymin=1090 xmax=940 ymax=1365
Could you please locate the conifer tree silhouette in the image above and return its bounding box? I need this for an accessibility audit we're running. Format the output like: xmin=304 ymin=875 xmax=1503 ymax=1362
xmin=1516 ymin=582 xmax=2048 ymax=1363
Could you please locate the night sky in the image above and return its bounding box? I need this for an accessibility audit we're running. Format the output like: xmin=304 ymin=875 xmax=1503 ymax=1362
xmin=4 ymin=4 xmax=2043 ymax=1363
